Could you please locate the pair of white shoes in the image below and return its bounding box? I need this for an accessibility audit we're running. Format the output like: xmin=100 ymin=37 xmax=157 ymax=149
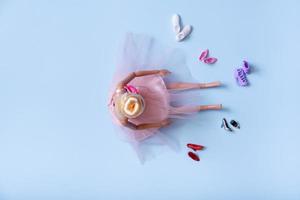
xmin=172 ymin=14 xmax=192 ymax=42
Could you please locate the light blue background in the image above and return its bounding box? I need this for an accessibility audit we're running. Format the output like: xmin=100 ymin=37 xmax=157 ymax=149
xmin=0 ymin=0 xmax=300 ymax=199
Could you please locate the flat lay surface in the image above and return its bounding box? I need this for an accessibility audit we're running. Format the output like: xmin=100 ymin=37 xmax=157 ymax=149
xmin=0 ymin=0 xmax=300 ymax=199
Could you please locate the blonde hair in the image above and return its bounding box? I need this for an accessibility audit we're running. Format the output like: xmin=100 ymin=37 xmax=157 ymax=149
xmin=115 ymin=93 xmax=145 ymax=119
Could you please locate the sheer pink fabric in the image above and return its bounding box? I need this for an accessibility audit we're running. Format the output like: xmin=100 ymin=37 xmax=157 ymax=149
xmin=108 ymin=33 xmax=201 ymax=162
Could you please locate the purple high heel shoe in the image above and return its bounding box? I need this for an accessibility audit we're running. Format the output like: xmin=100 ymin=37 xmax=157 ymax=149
xmin=234 ymin=68 xmax=248 ymax=86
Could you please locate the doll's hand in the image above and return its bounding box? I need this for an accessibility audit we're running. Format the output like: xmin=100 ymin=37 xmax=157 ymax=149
xmin=161 ymin=119 xmax=172 ymax=127
xmin=159 ymin=69 xmax=171 ymax=77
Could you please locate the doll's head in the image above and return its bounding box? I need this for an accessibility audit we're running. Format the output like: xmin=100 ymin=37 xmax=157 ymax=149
xmin=114 ymin=92 xmax=145 ymax=119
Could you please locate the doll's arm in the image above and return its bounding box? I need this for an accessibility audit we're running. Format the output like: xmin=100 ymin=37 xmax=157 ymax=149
xmin=117 ymin=69 xmax=171 ymax=89
xmin=120 ymin=118 xmax=171 ymax=130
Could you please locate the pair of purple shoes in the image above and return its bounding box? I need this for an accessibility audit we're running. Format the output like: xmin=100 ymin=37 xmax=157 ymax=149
xmin=234 ymin=61 xmax=251 ymax=86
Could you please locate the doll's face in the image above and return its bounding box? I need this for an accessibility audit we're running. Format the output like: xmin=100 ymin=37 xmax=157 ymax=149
xmin=114 ymin=93 xmax=145 ymax=119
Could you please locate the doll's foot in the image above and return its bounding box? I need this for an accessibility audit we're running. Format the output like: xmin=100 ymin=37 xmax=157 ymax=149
xmin=176 ymin=25 xmax=192 ymax=42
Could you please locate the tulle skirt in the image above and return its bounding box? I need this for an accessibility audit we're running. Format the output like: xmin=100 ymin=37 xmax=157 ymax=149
xmin=109 ymin=33 xmax=200 ymax=162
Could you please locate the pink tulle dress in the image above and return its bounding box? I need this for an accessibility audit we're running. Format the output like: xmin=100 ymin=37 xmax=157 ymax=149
xmin=108 ymin=33 xmax=205 ymax=161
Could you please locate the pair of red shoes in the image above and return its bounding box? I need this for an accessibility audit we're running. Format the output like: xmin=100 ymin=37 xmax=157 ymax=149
xmin=187 ymin=143 xmax=205 ymax=162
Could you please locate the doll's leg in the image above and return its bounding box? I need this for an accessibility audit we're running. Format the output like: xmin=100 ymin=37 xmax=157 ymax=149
xmin=166 ymin=81 xmax=221 ymax=90
xmin=197 ymin=104 xmax=222 ymax=111
xmin=171 ymin=104 xmax=222 ymax=115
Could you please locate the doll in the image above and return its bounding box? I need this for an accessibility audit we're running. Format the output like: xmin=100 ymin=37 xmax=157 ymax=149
xmin=108 ymin=33 xmax=222 ymax=160
xmin=110 ymin=70 xmax=222 ymax=130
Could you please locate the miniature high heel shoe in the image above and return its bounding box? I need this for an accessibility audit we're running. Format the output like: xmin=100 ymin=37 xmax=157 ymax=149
xmin=176 ymin=25 xmax=192 ymax=42
xmin=234 ymin=68 xmax=248 ymax=86
xmin=172 ymin=14 xmax=181 ymax=34
xmin=221 ymin=118 xmax=233 ymax=132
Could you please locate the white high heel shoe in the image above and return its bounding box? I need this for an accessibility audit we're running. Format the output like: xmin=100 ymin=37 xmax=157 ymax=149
xmin=172 ymin=14 xmax=181 ymax=34
xmin=176 ymin=25 xmax=192 ymax=42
